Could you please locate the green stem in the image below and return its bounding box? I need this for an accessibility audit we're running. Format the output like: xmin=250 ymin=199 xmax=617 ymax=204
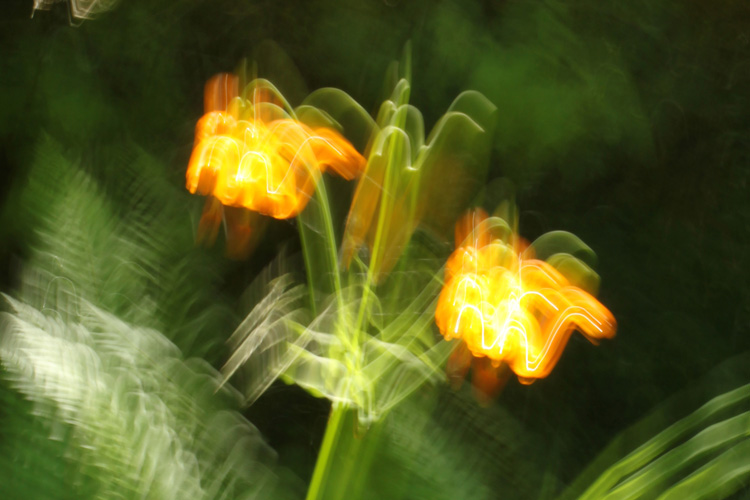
xmin=297 ymin=217 xmax=318 ymax=317
xmin=313 ymin=176 xmax=343 ymax=295
xmin=305 ymin=405 xmax=383 ymax=500
xmin=297 ymin=173 xmax=346 ymax=318
xmin=305 ymin=404 xmax=348 ymax=500
xmin=348 ymin=416 xmax=384 ymax=499
xmin=353 ymin=110 xmax=409 ymax=338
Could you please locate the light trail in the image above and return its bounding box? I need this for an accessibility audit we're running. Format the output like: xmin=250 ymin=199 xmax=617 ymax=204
xmin=435 ymin=209 xmax=616 ymax=389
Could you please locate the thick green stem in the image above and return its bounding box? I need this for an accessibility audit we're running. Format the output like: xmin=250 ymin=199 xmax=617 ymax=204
xmin=306 ymin=405 xmax=384 ymax=500
xmin=297 ymin=217 xmax=319 ymax=317
xmin=299 ymin=174 xmax=363 ymax=500
xmin=305 ymin=404 xmax=348 ymax=500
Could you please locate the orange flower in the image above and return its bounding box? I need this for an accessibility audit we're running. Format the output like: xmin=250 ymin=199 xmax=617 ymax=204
xmin=435 ymin=209 xmax=616 ymax=398
xmin=184 ymin=74 xmax=365 ymax=258
xmin=186 ymin=74 xmax=365 ymax=220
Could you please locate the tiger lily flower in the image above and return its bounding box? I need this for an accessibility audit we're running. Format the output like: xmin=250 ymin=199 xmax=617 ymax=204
xmin=186 ymin=74 xmax=365 ymax=220
xmin=435 ymin=208 xmax=616 ymax=398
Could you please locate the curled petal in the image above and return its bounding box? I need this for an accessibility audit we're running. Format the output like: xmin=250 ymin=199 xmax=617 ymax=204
xmin=309 ymin=127 xmax=366 ymax=180
xmin=186 ymin=136 xmax=241 ymax=196
xmin=195 ymin=111 xmax=237 ymax=145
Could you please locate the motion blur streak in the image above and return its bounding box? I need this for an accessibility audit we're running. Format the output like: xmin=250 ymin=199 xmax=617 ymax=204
xmin=341 ymin=77 xmax=496 ymax=282
xmin=31 ymin=0 xmax=120 ymax=22
xmin=435 ymin=208 xmax=616 ymax=394
xmin=222 ymin=260 xmax=452 ymax=426
xmin=0 ymin=135 xmax=288 ymax=499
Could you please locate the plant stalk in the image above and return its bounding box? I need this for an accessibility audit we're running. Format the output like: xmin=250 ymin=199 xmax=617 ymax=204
xmin=305 ymin=404 xmax=349 ymax=500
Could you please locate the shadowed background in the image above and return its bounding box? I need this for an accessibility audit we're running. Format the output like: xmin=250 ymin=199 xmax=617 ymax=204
xmin=1 ymin=0 xmax=749 ymax=498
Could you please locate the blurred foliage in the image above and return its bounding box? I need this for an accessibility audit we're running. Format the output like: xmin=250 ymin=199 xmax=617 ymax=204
xmin=0 ymin=0 xmax=749 ymax=498
xmin=560 ymin=353 xmax=750 ymax=499
xmin=0 ymin=134 xmax=302 ymax=498
xmin=9 ymin=134 xmax=233 ymax=363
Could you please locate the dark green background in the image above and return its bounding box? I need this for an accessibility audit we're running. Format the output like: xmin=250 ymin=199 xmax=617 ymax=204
xmin=1 ymin=0 xmax=749 ymax=497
